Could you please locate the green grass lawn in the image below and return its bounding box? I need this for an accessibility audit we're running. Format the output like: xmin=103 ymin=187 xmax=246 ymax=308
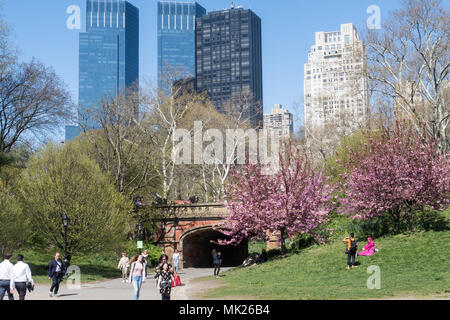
xmin=13 ymin=249 xmax=120 ymax=284
xmin=198 ymin=231 xmax=450 ymax=299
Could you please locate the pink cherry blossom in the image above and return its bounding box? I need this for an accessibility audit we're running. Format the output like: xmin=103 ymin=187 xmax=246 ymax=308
xmin=218 ymin=147 xmax=332 ymax=252
xmin=337 ymin=126 xmax=450 ymax=231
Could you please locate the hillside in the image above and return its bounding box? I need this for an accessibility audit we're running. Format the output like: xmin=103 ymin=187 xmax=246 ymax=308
xmin=194 ymin=231 xmax=450 ymax=299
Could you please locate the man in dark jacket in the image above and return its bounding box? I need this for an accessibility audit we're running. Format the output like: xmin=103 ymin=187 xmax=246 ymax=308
xmin=212 ymin=249 xmax=222 ymax=278
xmin=48 ymin=252 xmax=66 ymax=297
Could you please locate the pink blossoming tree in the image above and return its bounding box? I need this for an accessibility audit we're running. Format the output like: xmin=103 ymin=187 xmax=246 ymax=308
xmin=218 ymin=147 xmax=332 ymax=253
xmin=338 ymin=126 xmax=450 ymax=232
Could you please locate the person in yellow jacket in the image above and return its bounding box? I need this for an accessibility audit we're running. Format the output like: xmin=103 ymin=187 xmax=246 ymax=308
xmin=343 ymin=233 xmax=358 ymax=270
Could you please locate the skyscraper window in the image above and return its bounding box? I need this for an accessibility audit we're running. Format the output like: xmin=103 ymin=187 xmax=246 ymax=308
xmin=66 ymin=0 xmax=139 ymax=141
xmin=157 ymin=1 xmax=206 ymax=90
xmin=196 ymin=7 xmax=263 ymax=128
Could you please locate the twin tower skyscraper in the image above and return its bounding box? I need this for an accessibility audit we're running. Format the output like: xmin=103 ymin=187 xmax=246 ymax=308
xmin=66 ymin=0 xmax=263 ymax=141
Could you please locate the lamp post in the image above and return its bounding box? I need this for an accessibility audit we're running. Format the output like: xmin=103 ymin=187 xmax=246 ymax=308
xmin=62 ymin=214 xmax=70 ymax=268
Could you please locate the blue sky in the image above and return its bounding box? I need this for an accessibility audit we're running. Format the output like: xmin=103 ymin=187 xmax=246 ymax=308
xmin=1 ymin=0 xmax=402 ymax=139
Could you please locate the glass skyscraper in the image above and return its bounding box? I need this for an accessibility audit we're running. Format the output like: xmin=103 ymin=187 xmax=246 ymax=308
xmin=65 ymin=0 xmax=139 ymax=141
xmin=195 ymin=7 xmax=263 ymax=128
xmin=157 ymin=1 xmax=206 ymax=89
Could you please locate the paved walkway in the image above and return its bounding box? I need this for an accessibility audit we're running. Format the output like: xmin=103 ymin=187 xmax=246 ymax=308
xmin=25 ymin=268 xmax=231 ymax=300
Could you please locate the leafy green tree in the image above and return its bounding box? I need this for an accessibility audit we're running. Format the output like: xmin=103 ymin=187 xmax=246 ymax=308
xmin=325 ymin=130 xmax=381 ymax=184
xmin=0 ymin=166 xmax=28 ymax=256
xmin=20 ymin=141 xmax=133 ymax=263
xmin=80 ymin=88 xmax=160 ymax=197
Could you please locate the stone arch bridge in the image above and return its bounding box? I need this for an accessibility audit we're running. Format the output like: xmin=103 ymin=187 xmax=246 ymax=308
xmin=149 ymin=203 xmax=256 ymax=269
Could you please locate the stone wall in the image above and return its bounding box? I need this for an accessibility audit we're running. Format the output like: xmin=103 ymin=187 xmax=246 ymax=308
xmin=150 ymin=203 xmax=280 ymax=268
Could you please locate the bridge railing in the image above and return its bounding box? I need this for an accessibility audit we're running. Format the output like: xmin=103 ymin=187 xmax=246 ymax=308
xmin=135 ymin=202 xmax=229 ymax=220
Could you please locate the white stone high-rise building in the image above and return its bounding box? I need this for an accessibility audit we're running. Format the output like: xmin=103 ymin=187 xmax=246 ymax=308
xmin=263 ymin=104 xmax=294 ymax=138
xmin=304 ymin=23 xmax=369 ymax=132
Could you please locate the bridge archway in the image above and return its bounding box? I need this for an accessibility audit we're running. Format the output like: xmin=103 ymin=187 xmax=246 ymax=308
xmin=180 ymin=226 xmax=248 ymax=268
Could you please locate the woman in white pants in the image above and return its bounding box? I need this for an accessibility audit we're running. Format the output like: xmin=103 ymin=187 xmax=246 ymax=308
xmin=117 ymin=252 xmax=130 ymax=283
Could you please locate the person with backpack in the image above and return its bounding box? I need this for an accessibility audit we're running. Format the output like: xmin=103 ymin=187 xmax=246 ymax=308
xmin=343 ymin=233 xmax=358 ymax=270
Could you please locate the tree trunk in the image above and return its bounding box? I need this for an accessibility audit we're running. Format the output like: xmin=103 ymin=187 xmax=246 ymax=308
xmin=408 ymin=208 xmax=415 ymax=233
xmin=280 ymin=228 xmax=287 ymax=254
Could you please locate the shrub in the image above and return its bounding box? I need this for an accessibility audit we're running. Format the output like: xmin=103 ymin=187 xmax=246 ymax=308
xmin=248 ymin=240 xmax=267 ymax=254
xmin=332 ymin=208 xmax=449 ymax=240
xmin=414 ymin=209 xmax=449 ymax=232
xmin=0 ymin=192 xmax=28 ymax=257
xmin=119 ymin=240 xmax=162 ymax=267
xmin=266 ymin=248 xmax=282 ymax=259
xmin=289 ymin=233 xmax=317 ymax=252
xmin=21 ymin=142 xmax=132 ymax=263
xmin=0 ymin=166 xmax=28 ymax=256
xmin=338 ymin=215 xmax=393 ymax=240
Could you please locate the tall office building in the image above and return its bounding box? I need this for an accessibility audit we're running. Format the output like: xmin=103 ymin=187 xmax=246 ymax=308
xmin=157 ymin=1 xmax=206 ymax=90
xmin=304 ymin=23 xmax=368 ymax=132
xmin=195 ymin=6 xmax=263 ymax=128
xmin=263 ymin=104 xmax=294 ymax=138
xmin=65 ymin=0 xmax=139 ymax=141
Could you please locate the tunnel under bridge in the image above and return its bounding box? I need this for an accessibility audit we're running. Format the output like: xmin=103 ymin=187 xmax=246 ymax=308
xmin=151 ymin=203 xmax=250 ymax=268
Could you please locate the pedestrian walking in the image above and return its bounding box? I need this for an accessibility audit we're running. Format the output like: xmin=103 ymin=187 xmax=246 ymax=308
xmin=154 ymin=254 xmax=168 ymax=285
xmin=129 ymin=254 xmax=138 ymax=265
xmin=129 ymin=254 xmax=146 ymax=300
xmin=142 ymin=250 xmax=149 ymax=278
xmin=12 ymin=254 xmax=34 ymax=301
xmin=343 ymin=233 xmax=358 ymax=270
xmin=157 ymin=263 xmax=175 ymax=300
xmin=118 ymin=252 xmax=130 ymax=283
xmin=172 ymin=249 xmax=180 ymax=273
xmin=211 ymin=249 xmax=222 ymax=278
xmin=169 ymin=264 xmax=182 ymax=287
xmin=48 ymin=252 xmax=66 ymax=297
xmin=0 ymin=253 xmax=15 ymax=300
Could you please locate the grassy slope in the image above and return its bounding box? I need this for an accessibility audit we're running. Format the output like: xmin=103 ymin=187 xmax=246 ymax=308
xmin=14 ymin=250 xmax=119 ymax=284
xmin=200 ymin=231 xmax=450 ymax=299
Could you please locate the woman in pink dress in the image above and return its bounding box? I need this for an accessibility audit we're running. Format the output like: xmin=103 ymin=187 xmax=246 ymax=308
xmin=357 ymin=237 xmax=375 ymax=256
